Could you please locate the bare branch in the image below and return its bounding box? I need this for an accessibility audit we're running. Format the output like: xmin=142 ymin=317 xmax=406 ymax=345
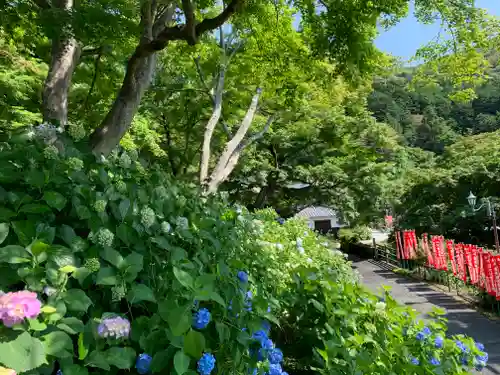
xmin=194 ymin=56 xmax=233 ymax=138
xmin=206 ymin=88 xmax=262 ymax=193
xmin=240 ymin=115 xmax=274 ymax=150
xmin=144 ymin=0 xmax=242 ymax=52
xmin=199 ymin=66 xmax=226 ymax=185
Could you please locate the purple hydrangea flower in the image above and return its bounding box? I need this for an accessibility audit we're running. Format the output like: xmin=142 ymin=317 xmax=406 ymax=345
xmin=193 ymin=308 xmax=211 ymax=330
xmin=97 ymin=316 xmax=130 ymax=338
xmin=197 ymin=353 xmax=216 ymax=375
xmin=135 ymin=353 xmax=152 ymax=374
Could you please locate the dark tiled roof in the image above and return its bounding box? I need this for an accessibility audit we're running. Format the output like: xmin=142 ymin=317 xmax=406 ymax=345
xmin=295 ymin=206 xmax=337 ymax=219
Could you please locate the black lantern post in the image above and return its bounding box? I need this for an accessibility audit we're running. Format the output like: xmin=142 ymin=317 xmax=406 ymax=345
xmin=467 ymin=192 xmax=500 ymax=252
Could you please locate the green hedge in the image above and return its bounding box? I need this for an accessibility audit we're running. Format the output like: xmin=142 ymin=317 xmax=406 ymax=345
xmin=0 ymin=127 xmax=489 ymax=375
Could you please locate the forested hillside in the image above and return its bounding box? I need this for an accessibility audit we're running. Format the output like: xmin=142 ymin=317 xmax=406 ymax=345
xmin=367 ymin=56 xmax=500 ymax=247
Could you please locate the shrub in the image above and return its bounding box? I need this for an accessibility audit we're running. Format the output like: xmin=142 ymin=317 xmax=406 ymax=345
xmin=338 ymin=226 xmax=372 ymax=244
xmin=0 ymin=127 xmax=490 ymax=375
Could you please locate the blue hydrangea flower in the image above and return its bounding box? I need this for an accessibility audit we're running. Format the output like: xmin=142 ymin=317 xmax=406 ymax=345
xmin=416 ymin=331 xmax=425 ymax=341
xmin=456 ymin=340 xmax=468 ymax=353
xmin=410 ymin=357 xmax=419 ymax=365
xmin=276 ymin=218 xmax=285 ymax=225
xmin=238 ymin=271 xmax=249 ymax=283
xmin=476 ymin=352 xmax=488 ymax=364
xmin=252 ymin=330 xmax=268 ymax=345
xmin=282 ymin=372 xmax=289 ymax=375
xmin=56 ymin=370 xmax=63 ymax=375
xmin=197 ymin=353 xmax=216 ymax=375
xmin=429 ymin=358 xmax=440 ymax=366
xmin=250 ymin=368 xmax=257 ymax=375
xmin=262 ymin=320 xmax=271 ymax=333
xmin=434 ymin=336 xmax=444 ymax=348
xmin=135 ymin=353 xmax=152 ymax=374
xmin=193 ymin=308 xmax=211 ymax=330
xmin=267 ymin=364 xmax=282 ymax=375
xmin=262 ymin=338 xmax=274 ymax=350
xmin=422 ymin=327 xmax=431 ymax=335
xmin=267 ymin=305 xmax=271 ymax=313
xmin=461 ymin=356 xmax=468 ymax=366
xmin=268 ymin=348 xmax=283 ymax=364
xmin=476 ymin=342 xmax=485 ymax=351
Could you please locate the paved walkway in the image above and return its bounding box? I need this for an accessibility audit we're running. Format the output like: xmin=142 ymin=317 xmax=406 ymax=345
xmin=351 ymin=256 xmax=500 ymax=375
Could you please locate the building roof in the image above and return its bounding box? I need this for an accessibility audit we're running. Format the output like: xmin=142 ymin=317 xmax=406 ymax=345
xmin=295 ymin=206 xmax=338 ymax=219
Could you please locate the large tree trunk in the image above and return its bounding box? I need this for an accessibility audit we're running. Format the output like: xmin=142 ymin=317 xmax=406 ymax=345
xmin=41 ymin=0 xmax=80 ymax=128
xmin=89 ymin=49 xmax=156 ymax=155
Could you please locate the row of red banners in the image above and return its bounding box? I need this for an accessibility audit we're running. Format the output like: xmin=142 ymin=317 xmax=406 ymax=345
xmin=395 ymin=230 xmax=500 ymax=299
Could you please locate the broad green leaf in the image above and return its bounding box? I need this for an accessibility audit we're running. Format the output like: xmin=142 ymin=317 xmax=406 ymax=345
xmin=11 ymin=220 xmax=36 ymax=246
xmin=0 ymin=245 xmax=30 ymax=264
xmin=127 ymin=284 xmax=156 ymax=304
xmin=78 ymin=333 xmax=89 ymax=360
xmin=215 ymin=322 xmax=230 ymax=343
xmin=63 ymin=289 xmax=93 ymax=312
xmin=28 ymin=318 xmax=47 ymax=331
xmin=60 ymin=265 xmax=77 ymax=273
xmin=59 ymin=225 xmax=77 ymax=246
xmin=31 ymin=240 xmax=50 ymax=255
xmin=19 ymin=203 xmax=51 ymax=214
xmin=0 ymin=223 xmax=9 ymax=244
xmin=35 ymin=223 xmax=55 ymax=244
xmin=210 ymin=292 xmax=226 ymax=307
xmin=183 ymin=330 xmax=205 ymax=358
xmin=96 ymin=267 xmax=117 ymax=285
xmin=173 ymin=350 xmax=190 ymax=375
xmin=151 ymin=346 xmax=177 ymax=373
xmin=118 ymin=199 xmax=130 ymax=220
xmin=76 ymin=205 xmax=91 ymax=220
xmin=0 ymin=332 xmax=47 ymax=373
xmin=173 ymin=267 xmax=194 ymax=289
xmin=41 ymin=331 xmax=73 ymax=358
xmin=151 ymin=236 xmax=170 ymax=250
xmin=0 ymin=207 xmax=16 ymax=221
xmin=167 ymin=305 xmax=191 ymax=337
xmin=57 ymin=317 xmax=85 ymax=334
xmin=100 ymin=247 xmax=124 ymax=268
xmin=62 ymin=364 xmax=89 ymax=375
xmin=73 ymin=267 xmax=92 ymax=285
xmin=41 ymin=305 xmax=57 ymax=314
xmin=124 ymin=252 xmax=143 ymax=272
xmin=43 ymin=191 xmax=67 ymax=211
xmin=85 ymin=351 xmax=110 ymax=370
xmin=105 ymin=347 xmax=136 ymax=369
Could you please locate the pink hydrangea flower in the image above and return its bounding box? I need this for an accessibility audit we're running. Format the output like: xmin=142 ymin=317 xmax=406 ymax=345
xmin=0 ymin=291 xmax=42 ymax=327
xmin=0 ymin=366 xmax=16 ymax=375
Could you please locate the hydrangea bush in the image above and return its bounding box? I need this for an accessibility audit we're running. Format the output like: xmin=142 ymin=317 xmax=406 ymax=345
xmin=0 ymin=128 xmax=489 ymax=375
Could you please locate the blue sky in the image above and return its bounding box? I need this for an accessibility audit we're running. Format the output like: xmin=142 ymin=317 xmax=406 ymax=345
xmin=375 ymin=0 xmax=500 ymax=62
